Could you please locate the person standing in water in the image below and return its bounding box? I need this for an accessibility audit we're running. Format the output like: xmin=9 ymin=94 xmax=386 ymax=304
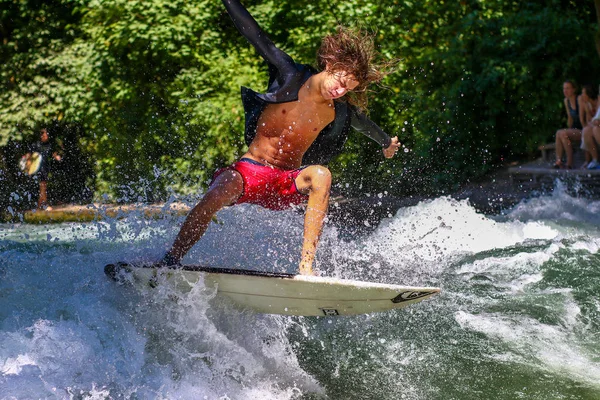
xmin=33 ymin=128 xmax=62 ymax=210
xmin=160 ymin=0 xmax=400 ymax=275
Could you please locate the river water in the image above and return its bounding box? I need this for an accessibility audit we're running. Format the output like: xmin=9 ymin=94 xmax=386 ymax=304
xmin=1 ymin=188 xmax=599 ymax=399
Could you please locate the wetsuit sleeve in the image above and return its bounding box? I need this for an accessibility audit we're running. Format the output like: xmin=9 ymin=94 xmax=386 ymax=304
xmin=350 ymin=107 xmax=393 ymax=149
xmin=222 ymin=0 xmax=295 ymax=72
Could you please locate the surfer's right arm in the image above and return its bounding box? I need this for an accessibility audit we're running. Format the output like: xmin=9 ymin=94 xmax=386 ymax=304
xmin=221 ymin=0 xmax=295 ymax=72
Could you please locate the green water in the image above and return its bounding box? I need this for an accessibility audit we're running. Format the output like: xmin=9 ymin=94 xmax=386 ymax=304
xmin=0 ymin=194 xmax=599 ymax=399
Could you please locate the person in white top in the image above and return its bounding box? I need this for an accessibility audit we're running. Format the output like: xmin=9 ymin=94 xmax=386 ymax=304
xmin=581 ymin=84 xmax=600 ymax=169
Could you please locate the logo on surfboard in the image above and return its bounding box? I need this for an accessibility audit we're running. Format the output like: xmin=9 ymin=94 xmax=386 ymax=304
xmin=392 ymin=290 xmax=436 ymax=303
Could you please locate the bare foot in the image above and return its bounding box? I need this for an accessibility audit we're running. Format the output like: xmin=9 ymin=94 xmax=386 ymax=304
xmin=298 ymin=263 xmax=315 ymax=276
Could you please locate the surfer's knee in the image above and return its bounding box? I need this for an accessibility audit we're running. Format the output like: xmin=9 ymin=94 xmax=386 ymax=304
xmin=305 ymin=165 xmax=332 ymax=191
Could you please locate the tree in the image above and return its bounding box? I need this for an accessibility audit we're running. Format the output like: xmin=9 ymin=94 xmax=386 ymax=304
xmin=2 ymin=0 xmax=599 ymax=205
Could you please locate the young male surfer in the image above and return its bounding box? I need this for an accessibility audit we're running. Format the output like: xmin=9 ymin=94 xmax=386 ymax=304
xmin=161 ymin=0 xmax=400 ymax=275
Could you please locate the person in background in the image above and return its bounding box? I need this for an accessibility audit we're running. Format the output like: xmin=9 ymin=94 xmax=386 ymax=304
xmin=34 ymin=128 xmax=62 ymax=210
xmin=554 ymin=80 xmax=583 ymax=169
xmin=582 ymin=85 xmax=600 ymax=169
xmin=578 ymin=84 xmax=599 ymax=168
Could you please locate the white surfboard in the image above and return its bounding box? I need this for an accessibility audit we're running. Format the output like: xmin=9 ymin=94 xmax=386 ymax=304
xmin=19 ymin=152 xmax=42 ymax=176
xmin=105 ymin=262 xmax=440 ymax=316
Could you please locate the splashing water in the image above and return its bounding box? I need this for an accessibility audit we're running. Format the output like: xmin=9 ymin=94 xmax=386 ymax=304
xmin=1 ymin=189 xmax=599 ymax=399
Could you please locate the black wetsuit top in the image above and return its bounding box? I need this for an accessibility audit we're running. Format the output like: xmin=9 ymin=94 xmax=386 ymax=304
xmin=32 ymin=141 xmax=52 ymax=180
xmin=222 ymin=0 xmax=392 ymax=165
xmin=567 ymin=97 xmax=582 ymax=130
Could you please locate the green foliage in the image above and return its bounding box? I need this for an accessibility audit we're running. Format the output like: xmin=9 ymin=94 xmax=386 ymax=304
xmin=332 ymin=0 xmax=600 ymax=195
xmin=1 ymin=0 xmax=600 ymax=204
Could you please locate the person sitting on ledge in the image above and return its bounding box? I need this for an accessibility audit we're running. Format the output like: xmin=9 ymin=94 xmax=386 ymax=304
xmin=582 ymin=85 xmax=600 ymax=169
xmin=577 ymin=84 xmax=599 ymax=168
xmin=554 ymin=80 xmax=583 ymax=169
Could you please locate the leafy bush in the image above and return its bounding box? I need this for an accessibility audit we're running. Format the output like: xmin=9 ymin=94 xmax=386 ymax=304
xmin=1 ymin=0 xmax=599 ymax=205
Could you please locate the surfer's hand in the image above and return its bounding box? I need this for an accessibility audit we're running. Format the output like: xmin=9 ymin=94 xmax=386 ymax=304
xmin=383 ymin=136 xmax=401 ymax=158
xmin=52 ymin=152 xmax=62 ymax=161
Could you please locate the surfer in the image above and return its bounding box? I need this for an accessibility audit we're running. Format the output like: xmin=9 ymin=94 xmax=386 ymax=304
xmin=28 ymin=128 xmax=62 ymax=210
xmin=161 ymin=0 xmax=400 ymax=275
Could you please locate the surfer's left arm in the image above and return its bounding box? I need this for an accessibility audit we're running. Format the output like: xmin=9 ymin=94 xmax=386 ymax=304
xmin=350 ymin=108 xmax=400 ymax=158
xmin=221 ymin=0 xmax=295 ymax=73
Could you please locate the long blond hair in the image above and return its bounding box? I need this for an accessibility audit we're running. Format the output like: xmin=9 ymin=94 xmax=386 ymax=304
xmin=317 ymin=27 xmax=393 ymax=110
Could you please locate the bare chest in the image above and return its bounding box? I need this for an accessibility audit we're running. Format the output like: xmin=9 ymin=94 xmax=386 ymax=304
xmin=257 ymin=99 xmax=335 ymax=143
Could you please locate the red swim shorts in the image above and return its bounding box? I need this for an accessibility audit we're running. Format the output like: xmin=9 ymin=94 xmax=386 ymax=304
xmin=213 ymin=158 xmax=307 ymax=211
